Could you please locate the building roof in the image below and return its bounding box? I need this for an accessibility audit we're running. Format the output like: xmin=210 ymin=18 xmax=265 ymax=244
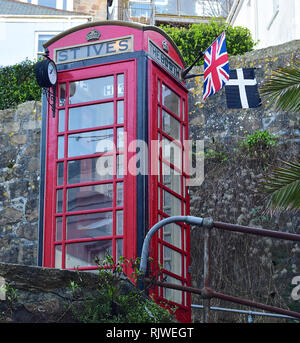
xmin=0 ymin=0 xmax=89 ymax=16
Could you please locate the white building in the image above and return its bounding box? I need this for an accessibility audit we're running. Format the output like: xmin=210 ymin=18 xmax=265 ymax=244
xmin=0 ymin=0 xmax=92 ymax=66
xmin=227 ymin=0 xmax=300 ymax=49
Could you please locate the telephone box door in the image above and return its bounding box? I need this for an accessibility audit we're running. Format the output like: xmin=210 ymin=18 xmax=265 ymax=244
xmin=43 ymin=60 xmax=137 ymax=272
xmin=149 ymin=62 xmax=191 ymax=323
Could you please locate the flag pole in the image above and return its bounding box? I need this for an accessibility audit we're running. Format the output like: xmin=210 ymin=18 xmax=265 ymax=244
xmin=181 ymin=30 xmax=227 ymax=80
xmin=181 ymin=51 xmax=204 ymax=80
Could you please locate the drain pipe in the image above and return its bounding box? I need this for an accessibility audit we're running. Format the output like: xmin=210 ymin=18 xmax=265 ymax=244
xmin=139 ymin=216 xmax=206 ymax=276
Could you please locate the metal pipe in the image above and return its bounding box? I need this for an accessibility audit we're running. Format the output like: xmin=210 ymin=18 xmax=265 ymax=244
xmin=144 ymin=278 xmax=300 ymax=320
xmin=191 ymin=304 xmax=300 ymax=321
xmin=213 ymin=221 xmax=300 ymax=242
xmin=139 ymin=216 xmax=204 ymax=275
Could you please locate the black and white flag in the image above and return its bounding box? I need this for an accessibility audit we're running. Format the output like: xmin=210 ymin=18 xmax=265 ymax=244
xmin=225 ymin=68 xmax=261 ymax=108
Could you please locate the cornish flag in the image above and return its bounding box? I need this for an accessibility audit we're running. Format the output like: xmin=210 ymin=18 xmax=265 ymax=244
xmin=225 ymin=68 xmax=261 ymax=108
xmin=203 ymin=31 xmax=230 ymax=101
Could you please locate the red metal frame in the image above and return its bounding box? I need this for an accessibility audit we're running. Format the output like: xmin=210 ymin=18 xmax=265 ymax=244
xmin=43 ymin=60 xmax=137 ymax=276
xmin=148 ymin=61 xmax=191 ymax=322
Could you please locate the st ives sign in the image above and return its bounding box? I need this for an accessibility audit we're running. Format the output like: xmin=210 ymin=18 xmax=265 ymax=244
xmin=54 ymin=36 xmax=134 ymax=64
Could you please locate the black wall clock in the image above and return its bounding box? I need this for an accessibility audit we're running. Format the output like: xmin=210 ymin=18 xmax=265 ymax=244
xmin=35 ymin=58 xmax=58 ymax=88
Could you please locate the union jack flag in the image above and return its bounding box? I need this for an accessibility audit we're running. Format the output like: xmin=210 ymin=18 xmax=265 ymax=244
xmin=203 ymin=31 xmax=230 ymax=101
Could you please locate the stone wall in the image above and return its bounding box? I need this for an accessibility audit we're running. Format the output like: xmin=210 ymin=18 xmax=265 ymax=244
xmin=0 ymin=102 xmax=41 ymax=266
xmin=187 ymin=40 xmax=300 ymax=322
xmin=74 ymin=0 xmax=108 ymax=20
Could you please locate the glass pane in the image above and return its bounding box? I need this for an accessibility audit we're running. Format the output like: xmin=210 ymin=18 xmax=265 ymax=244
xmin=117 ymin=182 xmax=123 ymax=206
xmin=56 ymin=217 xmax=63 ymax=241
xmin=158 ymin=105 xmax=160 ymax=128
xmin=68 ymin=156 xmax=113 ymax=184
xmin=162 ymin=110 xmax=180 ymax=140
xmin=163 ymin=190 xmax=181 ymax=216
xmin=55 ymin=245 xmax=62 ymax=268
xmin=162 ymin=84 xmax=179 ymax=116
xmin=117 ymin=74 xmax=124 ymax=97
xmin=155 ymin=0 xmax=178 ymax=15
xmin=117 ymin=100 xmax=124 ymax=124
xmin=183 ymin=99 xmax=186 ymax=121
xmin=157 ymin=79 xmax=160 ymax=102
xmin=66 ymin=212 xmax=113 ymax=240
xmin=58 ymin=136 xmax=64 ymax=159
xmin=69 ymin=76 xmax=114 ymax=104
xmin=163 ymin=274 xmax=182 ymax=304
xmin=59 ymin=83 xmax=66 ymax=106
xmin=162 ymin=137 xmax=182 ymax=170
xmin=163 ymin=222 xmax=182 ymax=249
xmin=57 ymin=189 xmax=63 ymax=213
xmin=57 ymin=162 xmax=64 ymax=186
xmin=162 ymin=163 xmax=181 ymax=194
xmin=58 ymin=110 xmax=65 ymax=132
xmin=117 ymin=127 xmax=124 ymax=150
xmin=67 ymin=183 xmax=113 ymax=212
xmin=117 ymin=154 xmax=123 ymax=178
xmin=116 ymin=239 xmax=123 ymax=261
xmin=68 ymin=129 xmax=114 ymax=158
xmin=66 ymin=240 xmax=112 ymax=268
xmin=69 ymin=102 xmax=114 ymax=131
xmin=163 ymin=246 xmax=182 ymax=276
xmin=117 ymin=210 xmax=123 ymax=235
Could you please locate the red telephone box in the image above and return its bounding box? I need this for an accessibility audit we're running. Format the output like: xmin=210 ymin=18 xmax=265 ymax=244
xmin=38 ymin=21 xmax=191 ymax=322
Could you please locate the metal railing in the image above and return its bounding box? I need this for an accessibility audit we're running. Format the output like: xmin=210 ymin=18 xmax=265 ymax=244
xmin=139 ymin=216 xmax=300 ymax=322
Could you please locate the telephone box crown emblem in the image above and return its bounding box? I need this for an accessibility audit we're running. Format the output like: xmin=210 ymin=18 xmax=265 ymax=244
xmin=86 ymin=28 xmax=101 ymax=42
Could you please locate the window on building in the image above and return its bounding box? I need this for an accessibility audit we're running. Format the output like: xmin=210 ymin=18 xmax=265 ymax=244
xmin=38 ymin=0 xmax=57 ymax=8
xmin=36 ymin=32 xmax=59 ymax=57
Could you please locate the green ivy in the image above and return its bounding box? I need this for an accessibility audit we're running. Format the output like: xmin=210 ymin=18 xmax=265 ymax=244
xmin=161 ymin=20 xmax=256 ymax=66
xmin=0 ymin=59 xmax=42 ymax=110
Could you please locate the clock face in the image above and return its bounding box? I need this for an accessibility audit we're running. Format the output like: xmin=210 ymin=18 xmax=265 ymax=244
xmin=48 ymin=61 xmax=57 ymax=85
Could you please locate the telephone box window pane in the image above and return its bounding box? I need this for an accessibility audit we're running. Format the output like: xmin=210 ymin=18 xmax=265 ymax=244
xmin=117 ymin=182 xmax=123 ymax=206
xmin=117 ymin=100 xmax=124 ymax=124
xmin=163 ymin=246 xmax=182 ymax=276
xmin=157 ymin=79 xmax=160 ymax=101
xmin=58 ymin=136 xmax=64 ymax=159
xmin=69 ymin=76 xmax=114 ymax=104
xmin=162 ymin=84 xmax=179 ymax=116
xmin=163 ymin=190 xmax=181 ymax=216
xmin=117 ymin=127 xmax=124 ymax=151
xmin=68 ymin=129 xmax=114 ymax=157
xmin=65 ymin=240 xmax=113 ymax=268
xmin=66 ymin=212 xmax=113 ymax=240
xmin=69 ymin=102 xmax=114 ymax=131
xmin=57 ymin=189 xmax=63 ymax=213
xmin=59 ymin=83 xmax=66 ymax=106
xmin=55 ymin=245 xmax=62 ymax=268
xmin=58 ymin=110 xmax=65 ymax=132
xmin=68 ymin=156 xmax=113 ymax=184
xmin=162 ymin=137 xmax=182 ymax=170
xmin=67 ymin=183 xmax=113 ymax=212
xmin=162 ymin=110 xmax=180 ymax=140
xmin=116 ymin=239 xmax=123 ymax=261
xmin=57 ymin=162 xmax=64 ymax=186
xmin=163 ymin=222 xmax=182 ymax=249
xmin=56 ymin=217 xmax=63 ymax=241
xmin=117 ymin=154 xmax=124 ymax=178
xmin=117 ymin=210 xmax=123 ymax=235
xmin=163 ymin=274 xmax=182 ymax=304
xmin=117 ymin=74 xmax=124 ymax=97
xmin=162 ymin=163 xmax=181 ymax=194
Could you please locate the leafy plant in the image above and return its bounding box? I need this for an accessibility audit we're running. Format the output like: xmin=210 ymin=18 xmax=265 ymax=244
xmin=161 ymin=20 xmax=256 ymax=66
xmin=242 ymin=130 xmax=278 ymax=156
xmin=70 ymin=254 xmax=175 ymax=323
xmin=260 ymin=59 xmax=300 ymax=112
xmin=263 ymin=161 xmax=300 ymax=212
xmin=0 ymin=59 xmax=42 ymax=110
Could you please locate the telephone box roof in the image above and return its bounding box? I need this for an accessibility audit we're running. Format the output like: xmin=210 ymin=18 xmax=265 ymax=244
xmin=43 ymin=20 xmax=186 ymax=68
